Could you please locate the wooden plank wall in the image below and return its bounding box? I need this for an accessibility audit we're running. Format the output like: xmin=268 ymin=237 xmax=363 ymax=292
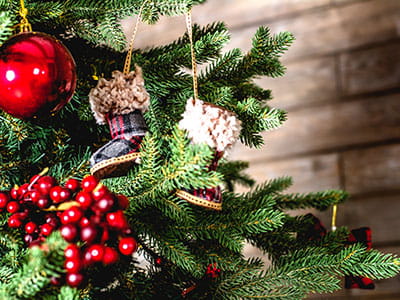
xmin=124 ymin=0 xmax=400 ymax=298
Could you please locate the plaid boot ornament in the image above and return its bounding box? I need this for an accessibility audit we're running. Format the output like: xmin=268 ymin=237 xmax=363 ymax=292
xmin=176 ymin=99 xmax=241 ymax=210
xmin=89 ymin=66 xmax=150 ymax=179
xmin=345 ymin=227 xmax=375 ymax=289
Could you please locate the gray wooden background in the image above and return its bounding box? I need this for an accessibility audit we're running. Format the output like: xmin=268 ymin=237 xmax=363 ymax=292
xmin=124 ymin=0 xmax=400 ymax=298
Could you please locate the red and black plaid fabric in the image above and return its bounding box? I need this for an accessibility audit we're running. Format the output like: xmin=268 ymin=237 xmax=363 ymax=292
xmin=301 ymin=213 xmax=327 ymax=241
xmin=345 ymin=227 xmax=374 ymax=289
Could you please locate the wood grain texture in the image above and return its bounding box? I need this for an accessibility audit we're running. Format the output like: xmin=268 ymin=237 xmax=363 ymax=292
xmin=340 ymin=41 xmax=400 ymax=96
xmin=256 ymin=56 xmax=338 ymax=110
xmin=231 ymin=93 xmax=400 ymax=161
xmin=238 ymin=153 xmax=340 ymax=194
xmin=228 ymin=0 xmax=400 ymax=60
xmin=343 ymin=144 xmax=400 ymax=195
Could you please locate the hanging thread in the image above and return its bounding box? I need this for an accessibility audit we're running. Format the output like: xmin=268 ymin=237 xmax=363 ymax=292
xmin=331 ymin=204 xmax=338 ymax=231
xmin=123 ymin=0 xmax=149 ymax=75
xmin=185 ymin=9 xmax=199 ymax=102
xmin=19 ymin=0 xmax=32 ymax=32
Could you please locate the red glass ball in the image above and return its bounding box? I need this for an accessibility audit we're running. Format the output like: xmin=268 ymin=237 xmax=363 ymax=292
xmin=0 ymin=32 xmax=76 ymax=120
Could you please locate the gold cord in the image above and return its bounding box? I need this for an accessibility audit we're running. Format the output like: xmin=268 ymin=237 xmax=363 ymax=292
xmin=19 ymin=0 xmax=32 ymax=32
xmin=185 ymin=9 xmax=199 ymax=103
xmin=331 ymin=204 xmax=338 ymax=231
xmin=123 ymin=0 xmax=149 ymax=75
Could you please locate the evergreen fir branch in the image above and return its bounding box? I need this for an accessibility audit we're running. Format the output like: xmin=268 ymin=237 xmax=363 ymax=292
xmin=218 ymin=160 xmax=255 ymax=191
xmin=0 ymin=12 xmax=13 ymax=46
xmin=275 ymin=190 xmax=348 ymax=210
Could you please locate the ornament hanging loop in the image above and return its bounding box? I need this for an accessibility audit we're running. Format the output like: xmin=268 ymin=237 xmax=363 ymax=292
xmin=185 ymin=8 xmax=199 ymax=103
xmin=331 ymin=204 xmax=338 ymax=231
xmin=18 ymin=0 xmax=32 ymax=32
xmin=123 ymin=0 xmax=149 ymax=75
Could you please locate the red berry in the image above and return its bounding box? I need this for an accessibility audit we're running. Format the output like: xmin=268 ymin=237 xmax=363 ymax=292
xmin=49 ymin=186 xmax=63 ymax=203
xmin=10 ymin=187 xmax=18 ymax=199
xmin=59 ymin=188 xmax=71 ymax=202
xmin=118 ymin=237 xmax=137 ymax=256
xmin=0 ymin=192 xmax=10 ymax=208
xmin=50 ymin=276 xmax=62 ymax=286
xmin=83 ymin=249 xmax=94 ymax=266
xmin=24 ymin=234 xmax=34 ymax=245
xmin=65 ymin=178 xmax=80 ymax=192
xmin=100 ymin=227 xmax=109 ymax=244
xmin=75 ymin=191 xmax=92 ymax=209
xmin=94 ymin=195 xmax=114 ymax=213
xmin=29 ymin=174 xmax=41 ymax=184
xmin=116 ymin=194 xmax=129 ymax=210
xmin=60 ymin=224 xmax=78 ymax=243
xmin=25 ymin=221 xmax=37 ymax=234
xmin=40 ymin=223 xmax=54 ymax=236
xmin=81 ymin=175 xmax=98 ymax=192
xmin=37 ymin=176 xmax=56 ymax=195
xmin=30 ymin=190 xmax=42 ymax=203
xmin=155 ymin=257 xmax=162 ymax=265
xmin=79 ymin=217 xmax=90 ymax=227
xmin=102 ymin=247 xmax=119 ymax=265
xmin=80 ymin=225 xmax=98 ymax=244
xmin=88 ymin=244 xmax=105 ymax=262
xmin=65 ymin=244 xmax=81 ymax=260
xmin=60 ymin=211 xmax=71 ymax=225
xmin=64 ymin=258 xmax=82 ymax=273
xmin=8 ymin=215 xmax=22 ymax=228
xmin=65 ymin=206 xmax=83 ymax=223
xmin=36 ymin=197 xmax=50 ymax=209
xmin=45 ymin=215 xmax=59 ymax=228
xmin=106 ymin=210 xmax=128 ymax=230
xmin=92 ymin=184 xmax=109 ymax=201
xmin=17 ymin=183 xmax=30 ymax=198
xmin=6 ymin=201 xmax=20 ymax=213
xmin=66 ymin=273 xmax=84 ymax=287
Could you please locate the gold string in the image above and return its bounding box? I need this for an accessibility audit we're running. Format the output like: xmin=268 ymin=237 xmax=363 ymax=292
xmin=19 ymin=0 xmax=32 ymax=32
xmin=185 ymin=9 xmax=199 ymax=103
xmin=123 ymin=0 xmax=149 ymax=75
xmin=331 ymin=204 xmax=338 ymax=231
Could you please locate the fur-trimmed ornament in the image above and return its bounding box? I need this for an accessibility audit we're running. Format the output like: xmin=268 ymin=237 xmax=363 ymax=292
xmin=176 ymin=98 xmax=241 ymax=210
xmin=89 ymin=66 xmax=150 ymax=179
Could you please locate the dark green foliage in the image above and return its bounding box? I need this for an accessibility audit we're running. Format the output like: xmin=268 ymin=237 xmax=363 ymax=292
xmin=0 ymin=1 xmax=398 ymax=299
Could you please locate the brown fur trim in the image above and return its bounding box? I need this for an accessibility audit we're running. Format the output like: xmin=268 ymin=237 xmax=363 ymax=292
xmin=89 ymin=66 xmax=150 ymax=124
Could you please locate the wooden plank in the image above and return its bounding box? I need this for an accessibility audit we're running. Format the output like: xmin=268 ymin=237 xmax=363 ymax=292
xmin=228 ymin=0 xmax=400 ymax=60
xmin=230 ymin=93 xmax=400 ymax=162
xmin=192 ymin=0 xmax=331 ymax=29
xmin=343 ymin=144 xmax=400 ymax=195
xmin=256 ymin=56 xmax=338 ymax=110
xmin=238 ymin=153 xmax=340 ymax=194
xmin=340 ymin=41 xmax=400 ymax=96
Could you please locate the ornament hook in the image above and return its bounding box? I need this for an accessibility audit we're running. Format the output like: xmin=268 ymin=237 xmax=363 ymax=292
xmin=185 ymin=8 xmax=199 ymax=103
xmin=18 ymin=0 xmax=32 ymax=32
xmin=331 ymin=204 xmax=338 ymax=231
xmin=123 ymin=0 xmax=149 ymax=75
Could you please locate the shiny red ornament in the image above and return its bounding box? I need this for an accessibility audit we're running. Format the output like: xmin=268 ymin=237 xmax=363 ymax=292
xmin=0 ymin=32 xmax=76 ymax=120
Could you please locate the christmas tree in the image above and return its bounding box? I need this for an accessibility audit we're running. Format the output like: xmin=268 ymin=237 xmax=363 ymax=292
xmin=0 ymin=1 xmax=399 ymax=299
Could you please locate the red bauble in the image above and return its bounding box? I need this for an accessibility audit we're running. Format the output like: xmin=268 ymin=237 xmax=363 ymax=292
xmin=0 ymin=32 xmax=76 ymax=120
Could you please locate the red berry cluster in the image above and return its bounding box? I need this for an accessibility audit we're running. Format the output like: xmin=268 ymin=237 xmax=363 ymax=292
xmin=205 ymin=263 xmax=221 ymax=279
xmin=0 ymin=174 xmax=137 ymax=287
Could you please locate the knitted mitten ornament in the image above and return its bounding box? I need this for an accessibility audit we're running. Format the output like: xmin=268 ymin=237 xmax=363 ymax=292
xmin=345 ymin=227 xmax=375 ymax=289
xmin=89 ymin=66 xmax=150 ymax=179
xmin=176 ymin=99 xmax=241 ymax=210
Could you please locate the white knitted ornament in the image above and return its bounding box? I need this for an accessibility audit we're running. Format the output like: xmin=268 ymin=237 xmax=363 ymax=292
xmin=178 ymin=99 xmax=242 ymax=152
